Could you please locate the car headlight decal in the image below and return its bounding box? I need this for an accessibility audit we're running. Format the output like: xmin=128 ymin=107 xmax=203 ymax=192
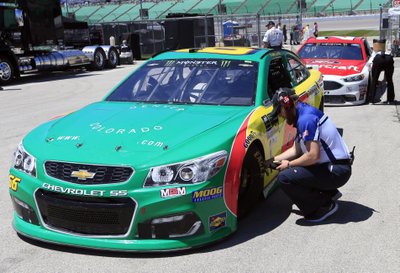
xmin=12 ymin=142 xmax=37 ymax=177
xmin=179 ymin=166 xmax=195 ymax=182
xmin=151 ymin=166 xmax=174 ymax=183
xmin=342 ymin=74 xmax=365 ymax=82
xmin=144 ymin=151 xmax=227 ymax=187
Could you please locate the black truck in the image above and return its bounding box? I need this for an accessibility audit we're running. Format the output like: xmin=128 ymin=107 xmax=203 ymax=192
xmin=0 ymin=0 xmax=119 ymax=84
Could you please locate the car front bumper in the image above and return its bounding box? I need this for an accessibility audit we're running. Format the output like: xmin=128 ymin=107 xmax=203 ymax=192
xmin=323 ymin=75 xmax=369 ymax=106
xmin=9 ymin=170 xmax=236 ymax=252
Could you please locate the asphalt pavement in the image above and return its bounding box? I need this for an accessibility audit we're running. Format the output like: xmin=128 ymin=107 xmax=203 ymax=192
xmin=0 ymin=57 xmax=399 ymax=272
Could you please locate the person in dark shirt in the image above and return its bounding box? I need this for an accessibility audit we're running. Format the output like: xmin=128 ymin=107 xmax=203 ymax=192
xmin=369 ymin=49 xmax=395 ymax=104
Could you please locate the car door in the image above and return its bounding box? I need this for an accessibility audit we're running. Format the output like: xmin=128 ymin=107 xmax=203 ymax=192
xmin=259 ymin=55 xmax=294 ymax=191
xmin=265 ymin=55 xmax=296 ymax=156
xmin=283 ymin=52 xmax=324 ymax=150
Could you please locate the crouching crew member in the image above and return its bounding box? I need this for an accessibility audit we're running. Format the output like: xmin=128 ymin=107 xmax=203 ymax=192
xmin=272 ymin=88 xmax=353 ymax=223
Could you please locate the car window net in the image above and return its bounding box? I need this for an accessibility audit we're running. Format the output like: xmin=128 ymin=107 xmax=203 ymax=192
xmin=105 ymin=59 xmax=258 ymax=106
xmin=298 ymin=43 xmax=363 ymax=60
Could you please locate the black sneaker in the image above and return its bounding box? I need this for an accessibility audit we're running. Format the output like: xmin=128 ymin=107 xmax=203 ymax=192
xmin=304 ymin=201 xmax=338 ymax=223
xmin=383 ymin=100 xmax=395 ymax=105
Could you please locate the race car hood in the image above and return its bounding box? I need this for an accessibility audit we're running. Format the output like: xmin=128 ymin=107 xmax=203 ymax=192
xmin=24 ymin=102 xmax=251 ymax=166
xmin=302 ymin=59 xmax=366 ymax=76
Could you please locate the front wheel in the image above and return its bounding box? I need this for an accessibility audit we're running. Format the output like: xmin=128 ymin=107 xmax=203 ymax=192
xmin=90 ymin=49 xmax=106 ymax=70
xmin=238 ymin=145 xmax=265 ymax=218
xmin=0 ymin=57 xmax=15 ymax=85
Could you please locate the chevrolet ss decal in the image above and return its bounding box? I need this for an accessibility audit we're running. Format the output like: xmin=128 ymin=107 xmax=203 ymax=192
xmin=42 ymin=183 xmax=128 ymax=197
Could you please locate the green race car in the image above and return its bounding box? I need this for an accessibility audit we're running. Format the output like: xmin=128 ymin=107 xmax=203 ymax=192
xmin=9 ymin=47 xmax=324 ymax=251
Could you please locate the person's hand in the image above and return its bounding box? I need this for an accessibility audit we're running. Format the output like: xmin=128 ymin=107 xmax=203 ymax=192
xmin=276 ymin=159 xmax=290 ymax=171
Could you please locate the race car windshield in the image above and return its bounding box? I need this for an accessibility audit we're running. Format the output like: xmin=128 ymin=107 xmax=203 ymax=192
xmin=298 ymin=43 xmax=364 ymax=60
xmin=106 ymin=59 xmax=258 ymax=106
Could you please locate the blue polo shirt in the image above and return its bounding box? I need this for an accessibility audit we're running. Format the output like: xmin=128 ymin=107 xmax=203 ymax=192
xmin=295 ymin=102 xmax=350 ymax=164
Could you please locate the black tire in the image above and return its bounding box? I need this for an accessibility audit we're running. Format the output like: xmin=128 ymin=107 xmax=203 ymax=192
xmin=238 ymin=145 xmax=265 ymax=218
xmin=106 ymin=47 xmax=119 ymax=68
xmin=90 ymin=49 xmax=106 ymax=70
xmin=0 ymin=56 xmax=15 ymax=85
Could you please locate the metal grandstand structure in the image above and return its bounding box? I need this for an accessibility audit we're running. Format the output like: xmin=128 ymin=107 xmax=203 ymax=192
xmin=63 ymin=0 xmax=393 ymax=23
xmin=60 ymin=0 xmax=393 ymax=58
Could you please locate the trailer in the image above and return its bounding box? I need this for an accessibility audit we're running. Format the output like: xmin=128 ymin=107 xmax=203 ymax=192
xmin=0 ymin=0 xmax=119 ymax=85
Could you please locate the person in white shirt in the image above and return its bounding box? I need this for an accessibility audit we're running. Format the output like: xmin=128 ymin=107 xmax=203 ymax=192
xmin=263 ymin=21 xmax=284 ymax=49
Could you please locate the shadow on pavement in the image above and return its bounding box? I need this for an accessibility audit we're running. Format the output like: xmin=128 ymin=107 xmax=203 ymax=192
xmin=17 ymin=188 xmax=375 ymax=257
xmin=200 ymin=188 xmax=293 ymax=252
xmin=295 ymin=200 xmax=376 ymax=226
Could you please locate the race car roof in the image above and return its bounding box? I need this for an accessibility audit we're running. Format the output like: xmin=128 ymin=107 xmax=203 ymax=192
xmin=152 ymin=47 xmax=282 ymax=62
xmin=305 ymin=36 xmax=365 ymax=44
xmin=176 ymin=47 xmax=258 ymax=55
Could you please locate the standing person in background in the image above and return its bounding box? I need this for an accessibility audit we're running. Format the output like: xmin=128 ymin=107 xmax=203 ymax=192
xmin=296 ymin=21 xmax=302 ymax=44
xmin=282 ymin=24 xmax=288 ymax=45
xmin=263 ymin=20 xmax=284 ymax=49
xmin=368 ymin=40 xmax=395 ymax=104
xmin=302 ymin=24 xmax=310 ymax=43
xmin=294 ymin=24 xmax=300 ymax=45
xmin=313 ymin=22 xmax=319 ymax=38
xmin=290 ymin=25 xmax=294 ymax=45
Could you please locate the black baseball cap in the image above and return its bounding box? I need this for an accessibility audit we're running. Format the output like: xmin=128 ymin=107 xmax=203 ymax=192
xmin=266 ymin=20 xmax=275 ymax=27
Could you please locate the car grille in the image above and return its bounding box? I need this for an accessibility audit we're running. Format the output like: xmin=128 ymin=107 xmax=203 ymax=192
xmin=324 ymin=95 xmax=346 ymax=104
xmin=325 ymin=94 xmax=357 ymax=104
xmin=35 ymin=190 xmax=135 ymax=236
xmin=324 ymin=81 xmax=343 ymax=90
xmin=44 ymin=161 xmax=133 ymax=184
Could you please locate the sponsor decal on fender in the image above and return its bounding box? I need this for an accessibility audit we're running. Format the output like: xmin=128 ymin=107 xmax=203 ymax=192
xmin=243 ymin=131 xmax=256 ymax=148
xmin=209 ymin=211 xmax=227 ymax=231
xmin=160 ymin=187 xmax=186 ymax=198
xmin=192 ymin=186 xmax=223 ymax=202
